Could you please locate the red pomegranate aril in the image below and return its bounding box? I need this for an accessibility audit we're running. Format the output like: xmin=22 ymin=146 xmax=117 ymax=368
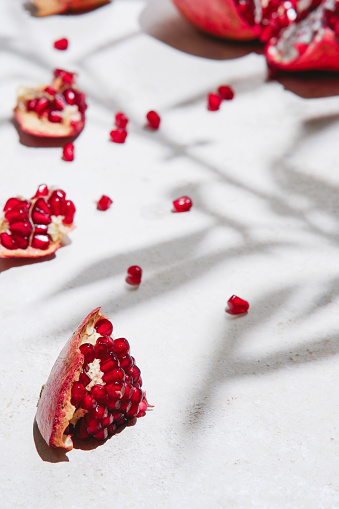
xmin=122 ymin=382 xmax=134 ymax=401
xmin=102 ymin=414 xmax=114 ymax=427
xmin=119 ymin=354 xmax=133 ymax=371
xmin=137 ymin=375 xmax=142 ymax=387
xmin=112 ymin=411 xmax=124 ymax=423
xmin=97 ymin=195 xmax=113 ymax=211
xmin=79 ymin=371 xmax=91 ymax=386
xmin=81 ymin=393 xmax=96 ymax=410
xmin=31 ymin=234 xmax=50 ymax=250
xmin=227 ymin=295 xmax=249 ymax=314
xmin=0 ymin=233 xmax=17 ymax=250
xmin=120 ymin=400 xmax=132 ymax=413
xmin=34 ymin=224 xmax=48 ymax=234
xmin=77 ymin=418 xmax=89 ymax=439
xmin=48 ymin=110 xmax=63 ymax=123
xmin=115 ymin=112 xmax=128 ymax=129
xmin=52 ymin=95 xmax=65 ymax=111
xmin=54 ymin=38 xmax=69 ymax=50
xmin=102 ymin=368 xmax=125 ymax=385
xmin=131 ymin=387 xmax=143 ymax=404
xmin=4 ymin=198 xmax=21 ymax=212
xmin=107 ymin=382 xmax=125 ymax=400
xmin=9 ymin=221 xmax=32 ymax=236
xmin=106 ymin=399 xmax=121 ymax=410
xmin=93 ymin=428 xmax=108 ymax=441
xmin=5 ymin=207 xmax=28 ymax=222
xmin=27 ymin=99 xmax=38 ymax=112
xmin=51 ymin=190 xmax=67 ymax=201
xmin=62 ymin=142 xmax=74 ymax=162
xmin=91 ymin=385 xmax=108 ymax=402
xmin=85 ymin=414 xmax=102 ymax=434
xmin=129 ymin=364 xmax=141 ymax=383
xmin=125 ymin=402 xmax=140 ymax=418
xmin=11 ymin=235 xmax=29 ymax=249
xmin=146 ymin=110 xmax=161 ymax=129
xmin=32 ymin=210 xmax=51 ymax=225
xmin=113 ymin=337 xmax=130 ymax=357
xmin=207 ymin=93 xmax=222 ymax=111
xmin=91 ymin=404 xmax=108 ymax=421
xmin=138 ymin=400 xmax=147 ymax=417
xmin=94 ymin=343 xmax=110 ymax=362
xmin=218 ymin=85 xmax=234 ymax=100
xmin=49 ymin=196 xmax=62 ymax=216
xmin=45 ymin=86 xmax=56 ymax=97
xmin=108 ymin=423 xmax=117 ymax=435
xmin=110 ymin=129 xmax=127 ymax=144
xmin=126 ymin=265 xmax=142 ymax=285
xmin=172 ymin=196 xmax=192 ymax=213
xmin=54 ymin=69 xmax=74 ymax=85
xmin=34 ymin=197 xmax=51 ymax=214
xmin=64 ymin=88 xmax=76 ymax=105
xmin=95 ymin=319 xmax=113 ymax=336
xmin=33 ymin=184 xmax=49 ymax=198
xmin=100 ymin=357 xmax=119 ymax=374
xmin=35 ymin=97 xmax=49 ymax=115
xmin=71 ymin=382 xmax=86 ymax=402
xmin=79 ymin=343 xmax=95 ymax=363
xmin=61 ymin=200 xmax=75 ymax=220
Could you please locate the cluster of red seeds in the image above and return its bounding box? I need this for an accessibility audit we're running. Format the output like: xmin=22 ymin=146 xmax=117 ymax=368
xmin=0 ymin=184 xmax=75 ymax=251
xmin=207 ymin=85 xmax=234 ymax=112
xmin=69 ymin=318 xmax=148 ymax=441
xmin=110 ymin=112 xmax=129 ymax=144
xmin=25 ymin=69 xmax=86 ymax=125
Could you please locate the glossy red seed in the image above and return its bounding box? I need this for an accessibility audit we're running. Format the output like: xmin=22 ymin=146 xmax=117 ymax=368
xmin=52 ymin=95 xmax=65 ymax=111
xmin=110 ymin=129 xmax=127 ymax=144
xmin=227 ymin=295 xmax=249 ymax=314
xmin=97 ymin=195 xmax=113 ymax=211
xmin=119 ymin=354 xmax=133 ymax=370
xmin=129 ymin=364 xmax=141 ymax=383
xmin=218 ymin=85 xmax=234 ymax=101
xmin=80 ymin=343 xmax=95 ymax=363
xmin=10 ymin=221 xmax=32 ymax=236
xmin=100 ymin=357 xmax=119 ymax=374
xmin=61 ymin=200 xmax=76 ymax=224
xmin=91 ymin=385 xmax=107 ymax=402
xmin=85 ymin=414 xmax=102 ymax=434
xmin=35 ymin=97 xmax=49 ymax=115
xmin=0 ymin=233 xmax=17 ymax=250
xmin=45 ymin=86 xmax=56 ymax=96
xmin=31 ymin=234 xmax=50 ymax=250
xmin=64 ymin=89 xmax=76 ymax=105
xmin=5 ymin=207 xmax=28 ymax=222
xmin=91 ymin=404 xmax=108 ymax=421
xmin=207 ymin=93 xmax=222 ymax=111
xmin=79 ymin=371 xmax=91 ymax=386
xmin=125 ymin=402 xmax=140 ymax=418
xmin=34 ymin=224 xmax=48 ymax=234
xmin=11 ymin=235 xmax=29 ymax=249
xmin=48 ymin=196 xmax=62 ymax=216
xmin=4 ymin=197 xmax=21 ymax=212
xmin=112 ymin=412 xmax=124 ymax=423
xmin=126 ymin=265 xmax=142 ymax=285
xmin=34 ymin=184 xmax=49 ymax=198
xmin=102 ymin=414 xmax=114 ymax=427
xmin=131 ymin=386 xmax=143 ymax=404
xmin=81 ymin=393 xmax=96 ymax=410
xmin=34 ymin=197 xmax=51 ymax=215
xmin=95 ymin=319 xmax=113 ymax=336
xmin=32 ymin=210 xmax=51 ymax=225
xmin=107 ymin=382 xmax=125 ymax=400
xmin=172 ymin=196 xmax=192 ymax=213
xmin=51 ymin=189 xmax=66 ymax=201
xmin=27 ymin=99 xmax=38 ymax=112
xmin=94 ymin=341 xmax=110 ymax=361
xmin=115 ymin=112 xmax=128 ymax=129
xmin=102 ymin=368 xmax=125 ymax=385
xmin=71 ymin=382 xmax=86 ymax=402
xmin=138 ymin=399 xmax=147 ymax=417
xmin=54 ymin=38 xmax=68 ymax=50
xmin=106 ymin=399 xmax=121 ymax=410
xmin=93 ymin=428 xmax=108 ymax=440
xmin=146 ymin=110 xmax=160 ymax=129
xmin=120 ymin=400 xmax=132 ymax=413
xmin=62 ymin=142 xmax=74 ymax=162
xmin=48 ymin=110 xmax=63 ymax=123
xmin=113 ymin=337 xmax=130 ymax=357
xmin=108 ymin=423 xmax=117 ymax=435
xmin=122 ymin=382 xmax=134 ymax=401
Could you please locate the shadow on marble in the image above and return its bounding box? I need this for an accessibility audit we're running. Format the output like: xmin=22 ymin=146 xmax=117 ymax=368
xmin=273 ymin=70 xmax=339 ymax=99
xmin=33 ymin=419 xmax=69 ymax=463
xmin=0 ymin=253 xmax=56 ymax=273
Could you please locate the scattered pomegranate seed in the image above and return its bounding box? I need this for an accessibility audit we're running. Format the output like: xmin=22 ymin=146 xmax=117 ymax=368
xmin=207 ymin=93 xmax=222 ymax=111
xmin=110 ymin=129 xmax=127 ymax=144
xmin=226 ymin=295 xmax=249 ymax=315
xmin=95 ymin=318 xmax=113 ymax=336
xmin=97 ymin=195 xmax=113 ymax=211
xmin=218 ymin=85 xmax=234 ymax=101
xmin=146 ymin=110 xmax=161 ymax=130
xmin=54 ymin=38 xmax=69 ymax=51
xmin=115 ymin=112 xmax=128 ymax=129
xmin=62 ymin=142 xmax=74 ymax=162
xmin=126 ymin=265 xmax=142 ymax=285
xmin=172 ymin=196 xmax=192 ymax=213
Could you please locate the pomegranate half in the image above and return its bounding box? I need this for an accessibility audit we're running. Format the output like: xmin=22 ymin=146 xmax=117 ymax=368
xmin=14 ymin=69 xmax=86 ymax=138
xmin=36 ymin=308 xmax=150 ymax=450
xmin=32 ymin=0 xmax=111 ymax=17
xmin=0 ymin=184 xmax=75 ymax=258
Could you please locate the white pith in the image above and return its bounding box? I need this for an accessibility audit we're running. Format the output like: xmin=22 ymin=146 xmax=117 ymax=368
xmin=48 ymin=216 xmax=72 ymax=242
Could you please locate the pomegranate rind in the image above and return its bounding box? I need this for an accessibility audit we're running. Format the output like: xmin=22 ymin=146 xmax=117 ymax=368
xmin=266 ymin=27 xmax=339 ymax=71
xmin=36 ymin=308 xmax=105 ymax=450
xmin=172 ymin=0 xmax=258 ymax=40
xmin=33 ymin=0 xmax=110 ymax=16
xmin=13 ymin=108 xmax=85 ymax=139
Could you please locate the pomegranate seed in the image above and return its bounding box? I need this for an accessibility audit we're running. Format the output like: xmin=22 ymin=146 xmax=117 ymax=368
xmin=131 ymin=387 xmax=143 ymax=404
xmin=0 ymin=233 xmax=17 ymax=250
xmin=54 ymin=69 xmax=74 ymax=85
xmin=71 ymin=382 xmax=86 ymax=402
xmin=95 ymin=319 xmax=113 ymax=336
xmin=125 ymin=402 xmax=140 ymax=418
xmin=85 ymin=414 xmax=102 ymax=434
xmin=97 ymin=195 xmax=113 ymax=211
xmin=79 ymin=371 xmax=91 ymax=386
xmin=102 ymin=368 xmax=125 ymax=385
xmin=146 ymin=110 xmax=160 ymax=129
xmin=80 ymin=343 xmax=95 ymax=363
xmin=100 ymin=357 xmax=119 ymax=374
xmin=119 ymin=354 xmax=133 ymax=370
xmin=54 ymin=38 xmax=69 ymax=50
xmin=94 ymin=341 xmax=111 ymax=361
xmin=4 ymin=198 xmax=21 ymax=212
xmin=102 ymin=414 xmax=114 ymax=427
xmin=120 ymin=400 xmax=132 ymax=413
xmin=33 ymin=184 xmax=49 ymax=198
xmin=226 ymin=295 xmax=249 ymax=314
xmin=91 ymin=385 xmax=107 ymax=402
xmin=48 ymin=196 xmax=62 ymax=216
xmin=34 ymin=224 xmax=48 ymax=234
xmin=218 ymin=85 xmax=234 ymax=101
xmin=106 ymin=399 xmax=121 ymax=410
xmin=11 ymin=235 xmax=29 ymax=249
xmin=32 ymin=210 xmax=51 ymax=225
xmin=91 ymin=404 xmax=108 ymax=421
xmin=62 ymin=142 xmax=74 ymax=162
xmin=122 ymin=382 xmax=134 ymax=400
xmin=107 ymin=383 xmax=125 ymax=400
xmin=61 ymin=200 xmax=76 ymax=224
xmin=51 ymin=189 xmax=66 ymax=201
xmin=108 ymin=423 xmax=117 ymax=435
xmin=129 ymin=364 xmax=141 ymax=383
xmin=64 ymin=89 xmax=76 ymax=105
xmin=35 ymin=97 xmax=50 ymax=115
xmin=112 ymin=412 xmax=124 ymax=423
xmin=115 ymin=112 xmax=128 ymax=129
xmin=110 ymin=129 xmax=127 ymax=144
xmin=77 ymin=418 xmax=90 ymax=439
xmin=172 ymin=196 xmax=192 ymax=213
xmin=93 ymin=428 xmax=108 ymax=441
xmin=45 ymin=86 xmax=56 ymax=96
xmin=5 ymin=207 xmax=29 ymax=222
xmin=34 ymin=197 xmax=51 ymax=215
xmin=27 ymin=99 xmax=38 ymax=112
xmin=113 ymin=338 xmax=130 ymax=357
xmin=137 ymin=375 xmax=143 ymax=387
xmin=52 ymin=95 xmax=65 ymax=111
xmin=126 ymin=265 xmax=142 ymax=285
xmin=81 ymin=393 xmax=96 ymax=410
xmin=207 ymin=93 xmax=222 ymax=111
xmin=31 ymin=234 xmax=50 ymax=250
xmin=10 ymin=221 xmax=32 ymax=236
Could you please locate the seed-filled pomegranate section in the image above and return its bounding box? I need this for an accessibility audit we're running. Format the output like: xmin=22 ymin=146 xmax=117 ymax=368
xmin=0 ymin=184 xmax=76 ymax=258
xmin=14 ymin=69 xmax=87 ymax=138
xmin=36 ymin=308 xmax=151 ymax=450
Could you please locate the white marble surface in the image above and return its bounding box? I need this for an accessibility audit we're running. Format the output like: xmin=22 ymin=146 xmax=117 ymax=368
xmin=1 ymin=0 xmax=339 ymax=507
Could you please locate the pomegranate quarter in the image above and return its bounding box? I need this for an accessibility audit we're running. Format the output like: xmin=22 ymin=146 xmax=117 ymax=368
xmin=36 ymin=308 xmax=151 ymax=450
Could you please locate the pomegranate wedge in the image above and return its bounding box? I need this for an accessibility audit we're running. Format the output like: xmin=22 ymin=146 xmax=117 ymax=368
xmin=36 ymin=308 xmax=150 ymax=450
xmin=14 ymin=69 xmax=86 ymax=138
xmin=32 ymin=0 xmax=111 ymax=17
xmin=0 ymin=184 xmax=75 ymax=258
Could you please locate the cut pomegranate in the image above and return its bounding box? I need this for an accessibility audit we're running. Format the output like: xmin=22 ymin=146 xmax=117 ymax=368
xmin=115 ymin=112 xmax=129 ymax=129
xmin=62 ymin=142 xmax=74 ymax=162
xmin=32 ymin=0 xmax=111 ymax=16
xmin=207 ymin=93 xmax=222 ymax=111
xmin=36 ymin=308 xmax=151 ymax=450
xmin=172 ymin=196 xmax=193 ymax=212
xmin=226 ymin=295 xmax=249 ymax=314
xmin=97 ymin=195 xmax=113 ymax=211
xmin=146 ymin=111 xmax=161 ymax=130
xmin=110 ymin=129 xmax=127 ymax=144
xmin=14 ymin=69 xmax=86 ymax=138
xmin=54 ymin=38 xmax=69 ymax=50
xmin=0 ymin=184 xmax=76 ymax=258
xmin=218 ymin=85 xmax=235 ymax=100
xmin=126 ymin=265 xmax=142 ymax=285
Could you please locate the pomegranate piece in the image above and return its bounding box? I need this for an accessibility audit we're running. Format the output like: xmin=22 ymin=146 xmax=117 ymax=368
xmin=218 ymin=85 xmax=235 ymax=100
xmin=97 ymin=195 xmax=113 ymax=211
xmin=226 ymin=295 xmax=249 ymax=314
xmin=126 ymin=265 xmax=142 ymax=285
xmin=62 ymin=142 xmax=74 ymax=162
xmin=0 ymin=184 xmax=76 ymax=258
xmin=115 ymin=112 xmax=128 ymax=129
xmin=36 ymin=308 xmax=151 ymax=450
xmin=14 ymin=69 xmax=86 ymax=138
xmin=110 ymin=129 xmax=127 ymax=144
xmin=32 ymin=0 xmax=111 ymax=17
xmin=146 ymin=110 xmax=161 ymax=130
xmin=172 ymin=196 xmax=193 ymax=213
xmin=207 ymin=93 xmax=222 ymax=111
xmin=54 ymin=38 xmax=69 ymax=50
